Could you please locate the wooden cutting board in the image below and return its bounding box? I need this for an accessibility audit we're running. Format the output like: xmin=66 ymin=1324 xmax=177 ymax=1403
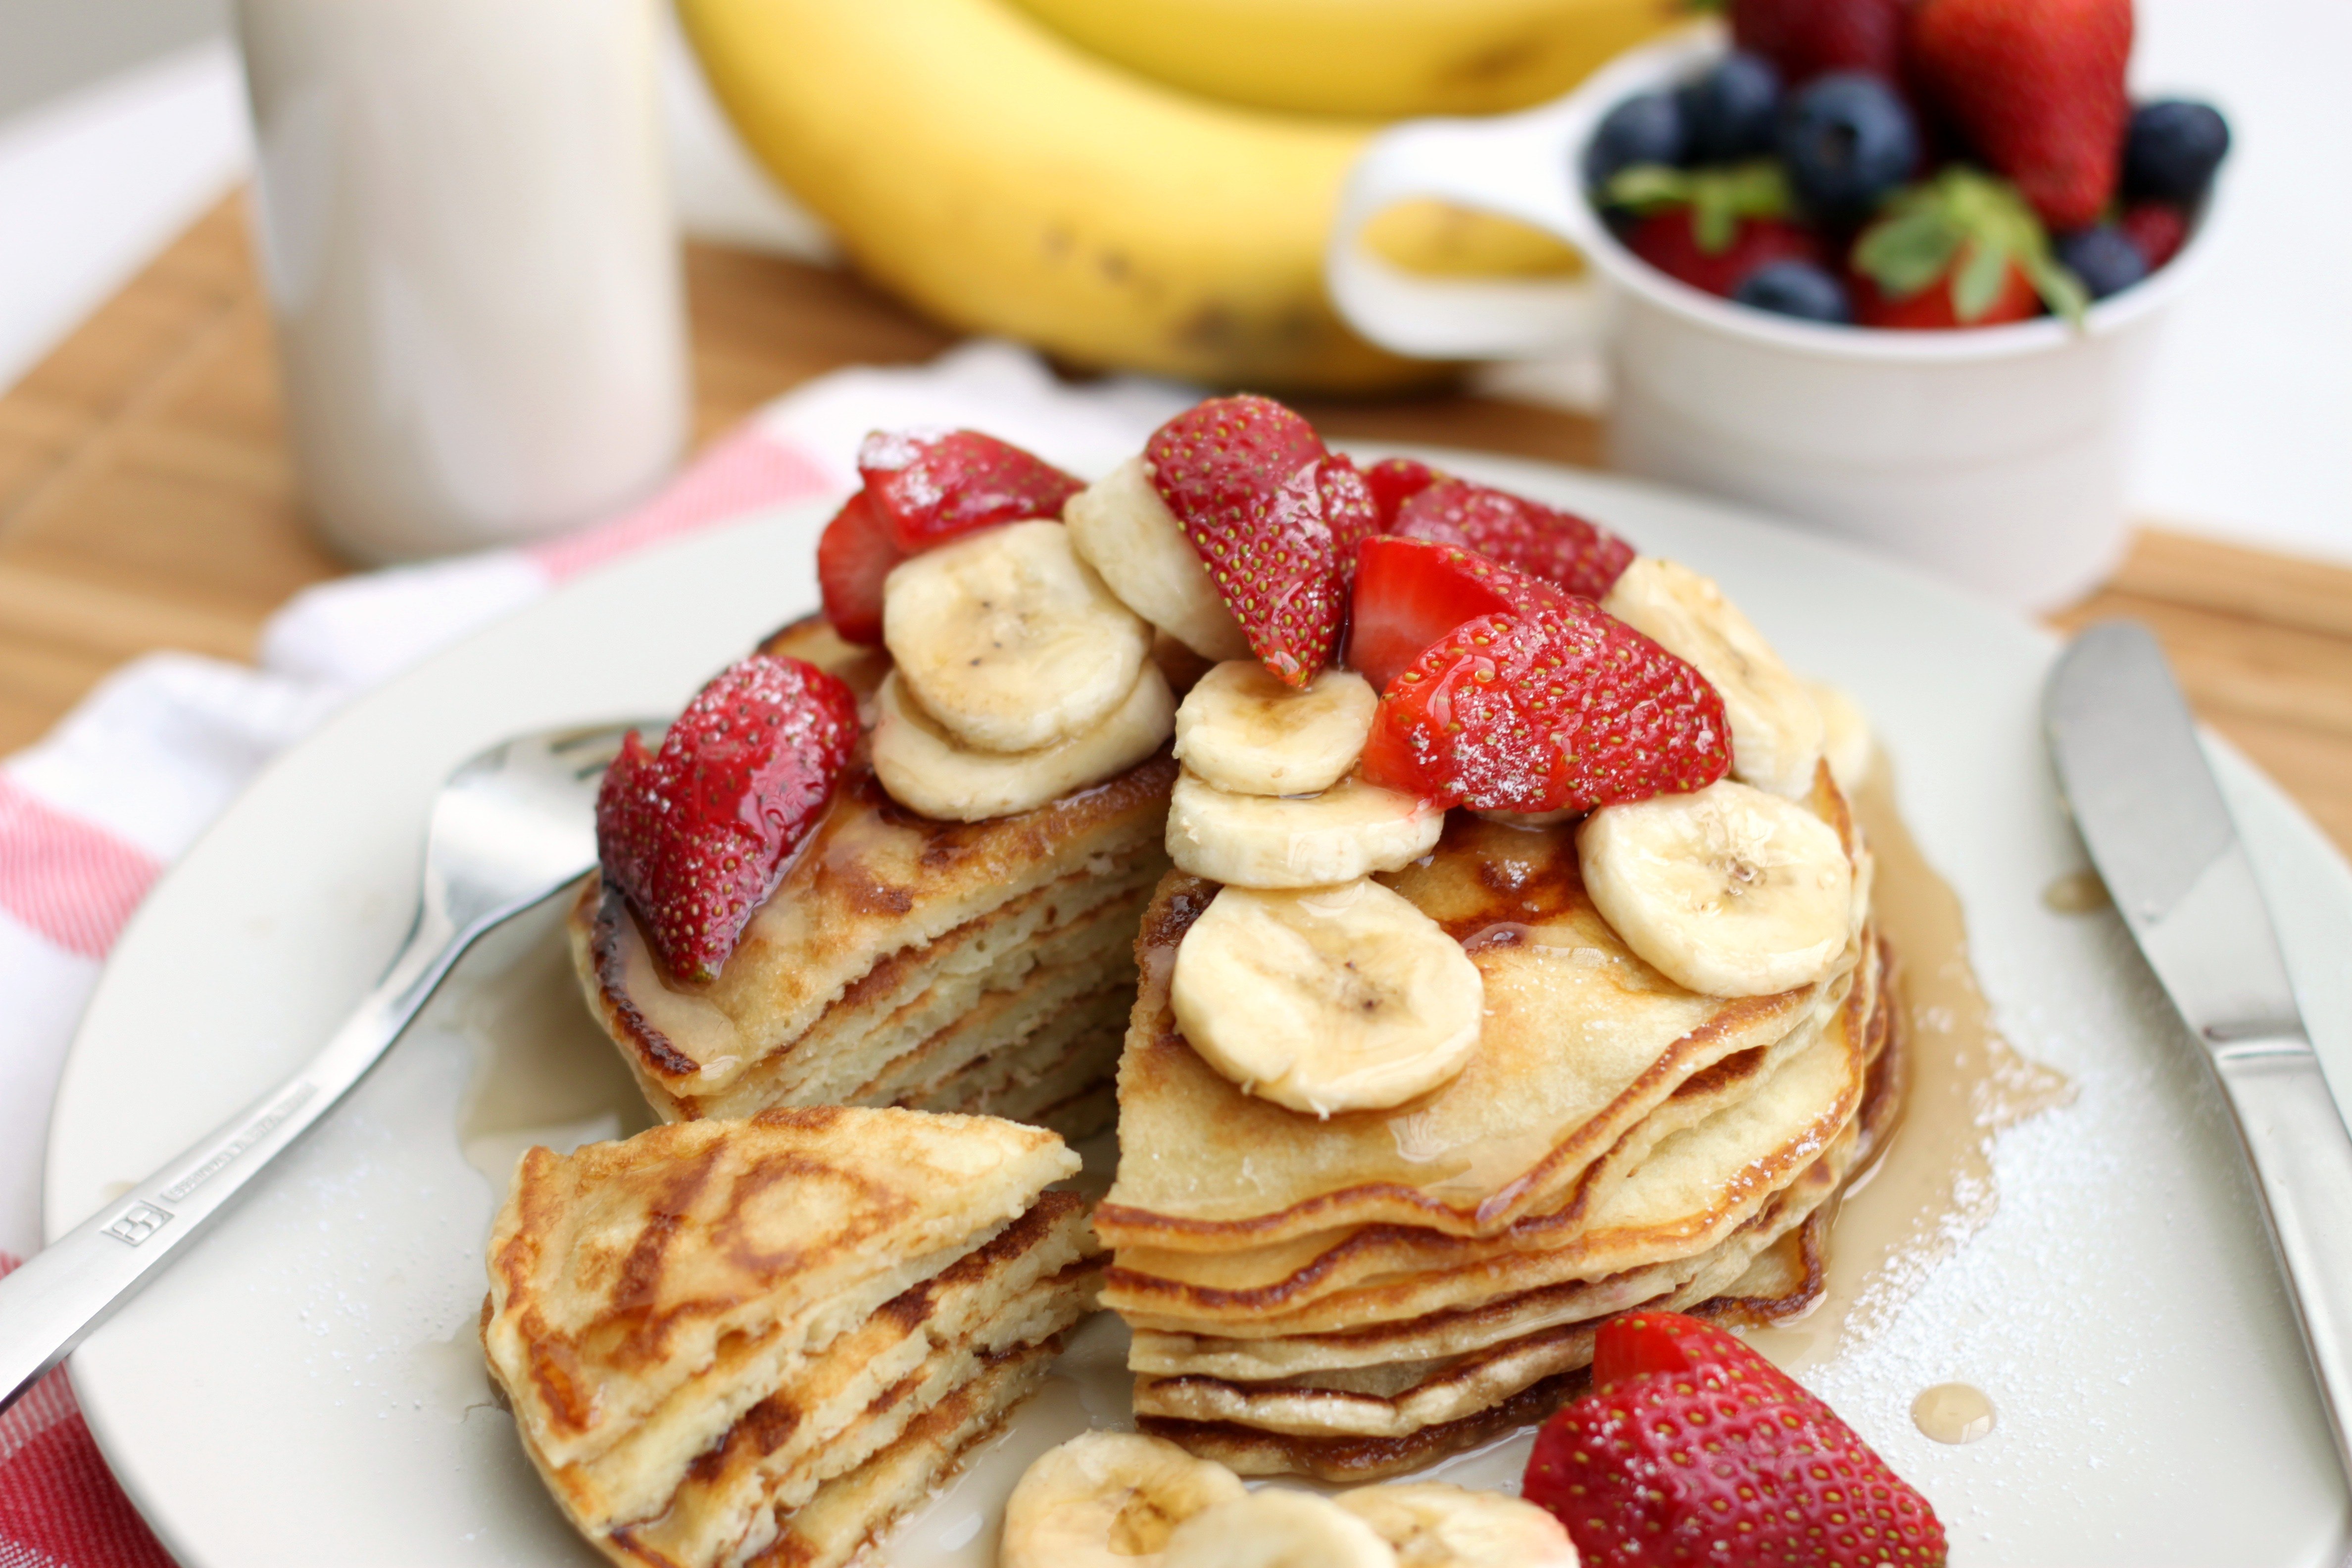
xmin=2 ymin=195 xmax=2346 ymax=853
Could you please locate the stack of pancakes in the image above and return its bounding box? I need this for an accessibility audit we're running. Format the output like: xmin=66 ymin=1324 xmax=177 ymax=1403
xmin=1097 ymin=772 xmax=1896 ymax=1480
xmin=481 ymin=1107 xmax=1103 ymax=1568
xmin=569 ymin=618 xmax=1174 ymax=1135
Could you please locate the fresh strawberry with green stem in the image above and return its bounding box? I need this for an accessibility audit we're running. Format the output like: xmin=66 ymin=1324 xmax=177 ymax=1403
xmin=1347 ymin=537 xmax=1571 ymax=691
xmin=1850 ymin=165 xmax=2087 ymax=328
xmin=1606 ymin=162 xmax=1822 ymax=298
xmin=1524 ymin=1310 xmax=1949 ymax=1567
xmin=1359 ymin=600 xmax=1729 ymax=813
xmin=1145 ymin=395 xmax=1352 ymax=686
xmin=855 ymin=428 xmax=1082 ymax=552
xmin=596 ymin=654 xmax=859 ymax=983
xmin=815 ymin=490 xmax=903 ymax=646
xmin=1907 ymin=0 xmax=2132 ymax=231
xmin=1391 ymin=480 xmax=1634 ymax=602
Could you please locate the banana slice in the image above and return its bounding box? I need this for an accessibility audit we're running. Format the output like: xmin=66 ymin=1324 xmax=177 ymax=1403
xmin=1065 ymin=455 xmax=1253 ymax=662
xmin=1577 ymin=779 xmax=1853 ymax=997
xmin=883 ymin=518 xmax=1152 ymax=753
xmin=1168 ymin=768 xmax=1443 ymax=888
xmin=1335 ymin=1484 xmax=1580 ymax=1568
xmin=871 ymin=665 xmax=1174 ymax=822
xmin=1601 ymin=557 xmax=1823 ymax=799
xmin=1163 ymin=1488 xmax=1399 ymax=1568
xmin=1171 ymin=879 xmax=1483 ymax=1116
xmin=1175 ymin=659 xmax=1376 ymax=797
xmin=1000 ymin=1431 xmax=1248 ymax=1568
xmin=1807 ymin=679 xmax=1874 ymax=796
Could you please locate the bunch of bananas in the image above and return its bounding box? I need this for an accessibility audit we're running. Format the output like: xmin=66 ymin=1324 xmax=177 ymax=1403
xmin=679 ymin=0 xmax=1672 ymax=392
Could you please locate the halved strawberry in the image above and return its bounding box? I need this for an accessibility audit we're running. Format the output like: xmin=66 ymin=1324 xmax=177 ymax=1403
xmin=595 ymin=654 xmax=859 ymax=983
xmin=815 ymin=490 xmax=903 ymax=646
xmin=1526 ymin=1311 xmax=1949 ymax=1568
xmin=1391 ymin=479 xmax=1635 ymax=601
xmin=1145 ymin=395 xmax=1348 ymax=686
xmin=1359 ymin=602 xmax=1728 ymax=813
xmin=1363 ymin=455 xmax=1440 ymax=524
xmin=1317 ymin=454 xmax=1382 ymax=581
xmin=1346 ymin=537 xmax=1566 ymax=692
xmin=856 ymin=428 xmax=1083 ymax=552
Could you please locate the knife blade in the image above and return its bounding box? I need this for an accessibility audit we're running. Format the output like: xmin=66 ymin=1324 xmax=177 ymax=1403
xmin=2047 ymin=619 xmax=2352 ymax=1481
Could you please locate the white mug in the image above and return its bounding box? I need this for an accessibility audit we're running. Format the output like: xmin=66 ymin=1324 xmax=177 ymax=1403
xmin=1326 ymin=27 xmax=2219 ymax=612
xmin=237 ymin=0 xmax=689 ymax=563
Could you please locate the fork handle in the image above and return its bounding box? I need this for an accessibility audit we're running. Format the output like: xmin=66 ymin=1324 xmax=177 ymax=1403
xmin=0 ymin=903 xmax=468 ymax=1415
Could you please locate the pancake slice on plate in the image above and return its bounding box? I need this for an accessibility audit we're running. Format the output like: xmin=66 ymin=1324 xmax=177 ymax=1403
xmin=571 ymin=616 xmax=1174 ymax=1134
xmin=480 ymin=1107 xmax=1097 ymax=1563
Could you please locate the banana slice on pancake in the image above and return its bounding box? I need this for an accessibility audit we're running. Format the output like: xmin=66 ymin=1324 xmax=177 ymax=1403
xmin=1065 ymin=455 xmax=1252 ymax=662
xmin=1167 ymin=769 xmax=1442 ymax=888
xmin=1000 ymin=1431 xmax=1247 ymax=1568
xmin=1335 ymin=1483 xmax=1581 ymax=1567
xmin=1175 ymin=659 xmax=1375 ymax=797
xmin=871 ymin=665 xmax=1174 ymax=822
xmin=1577 ymin=779 xmax=1852 ymax=997
xmin=1163 ymin=1488 xmax=1399 ymax=1568
xmin=1601 ymin=556 xmax=1823 ymax=799
xmin=883 ymin=518 xmax=1152 ymax=753
xmin=1171 ymin=879 xmax=1483 ymax=1116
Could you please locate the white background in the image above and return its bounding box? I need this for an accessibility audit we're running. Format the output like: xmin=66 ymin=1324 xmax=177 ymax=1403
xmin=0 ymin=0 xmax=2344 ymax=565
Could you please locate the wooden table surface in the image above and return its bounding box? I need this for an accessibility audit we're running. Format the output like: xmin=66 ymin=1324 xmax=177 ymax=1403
xmin=3 ymin=195 xmax=2348 ymax=852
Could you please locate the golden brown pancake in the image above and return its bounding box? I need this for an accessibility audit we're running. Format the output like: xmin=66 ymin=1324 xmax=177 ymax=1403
xmin=1097 ymin=771 xmax=1865 ymax=1253
xmin=481 ymin=1108 xmax=1078 ymax=1530
xmin=569 ymin=614 xmax=1176 ymax=1127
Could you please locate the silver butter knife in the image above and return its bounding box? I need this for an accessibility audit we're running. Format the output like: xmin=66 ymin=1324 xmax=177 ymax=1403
xmin=2047 ymin=620 xmax=2352 ymax=1479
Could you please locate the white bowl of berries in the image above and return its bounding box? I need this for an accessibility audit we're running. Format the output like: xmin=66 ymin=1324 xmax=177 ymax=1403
xmin=1326 ymin=2 xmax=2228 ymax=612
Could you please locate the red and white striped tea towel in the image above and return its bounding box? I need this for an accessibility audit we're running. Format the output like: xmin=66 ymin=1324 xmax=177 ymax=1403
xmin=0 ymin=340 xmax=1191 ymax=1565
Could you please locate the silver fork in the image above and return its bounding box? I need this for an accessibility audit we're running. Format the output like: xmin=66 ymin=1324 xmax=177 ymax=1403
xmin=0 ymin=718 xmax=659 ymax=1414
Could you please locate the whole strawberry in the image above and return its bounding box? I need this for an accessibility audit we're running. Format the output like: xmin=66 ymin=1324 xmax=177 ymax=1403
xmin=596 ymin=654 xmax=859 ymax=983
xmin=1145 ymin=395 xmax=1354 ymax=686
xmin=1524 ymin=1311 xmax=1949 ymax=1568
xmin=1359 ymin=600 xmax=1728 ymax=813
xmin=1732 ymin=0 xmax=1908 ymax=87
xmin=1907 ymin=0 xmax=2133 ymax=231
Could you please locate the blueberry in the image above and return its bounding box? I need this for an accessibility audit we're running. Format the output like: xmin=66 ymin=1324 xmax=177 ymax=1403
xmin=1679 ymin=52 xmax=1782 ymax=162
xmin=2124 ymin=100 xmax=2231 ymax=204
xmin=2054 ymin=226 xmax=2150 ymax=300
xmin=1776 ymin=73 xmax=1918 ymax=219
xmin=1734 ymin=261 xmax=1854 ymax=324
xmin=1583 ymin=91 xmax=1690 ymax=192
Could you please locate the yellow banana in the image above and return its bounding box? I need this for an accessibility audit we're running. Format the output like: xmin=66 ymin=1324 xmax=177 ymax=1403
xmin=680 ymin=0 xmax=1465 ymax=390
xmin=1006 ymin=0 xmax=1678 ymax=118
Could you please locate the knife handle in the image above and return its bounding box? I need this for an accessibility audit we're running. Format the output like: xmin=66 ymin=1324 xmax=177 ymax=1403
xmin=2212 ymin=1045 xmax=2352 ymax=1474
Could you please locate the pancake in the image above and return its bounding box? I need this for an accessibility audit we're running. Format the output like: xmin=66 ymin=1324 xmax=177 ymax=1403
xmin=1097 ymin=772 xmax=1865 ymax=1251
xmin=570 ymin=613 xmax=1177 ymax=1126
xmin=611 ymin=1197 xmax=1101 ymax=1568
xmin=482 ymin=1108 xmax=1078 ymax=1529
xmin=1103 ymin=937 xmax=1875 ymax=1333
xmin=743 ymin=1332 xmax=1068 ymax=1568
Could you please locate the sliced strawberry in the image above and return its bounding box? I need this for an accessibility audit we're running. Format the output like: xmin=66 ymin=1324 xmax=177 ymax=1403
xmin=1317 ymin=454 xmax=1382 ymax=582
xmin=856 ymin=428 xmax=1083 ymax=553
xmin=1363 ymin=455 xmax=1440 ymax=525
xmin=1359 ymin=602 xmax=1729 ymax=813
xmin=815 ymin=490 xmax=904 ymax=646
xmin=1391 ymin=480 xmax=1635 ymax=601
xmin=596 ymin=654 xmax=859 ymax=983
xmin=1145 ymin=395 xmax=1346 ymax=686
xmin=1526 ymin=1311 xmax=1950 ymax=1568
xmin=1346 ymin=537 xmax=1562 ymax=692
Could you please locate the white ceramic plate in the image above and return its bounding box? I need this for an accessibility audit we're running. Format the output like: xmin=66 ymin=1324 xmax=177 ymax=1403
xmin=46 ymin=454 xmax=2352 ymax=1567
